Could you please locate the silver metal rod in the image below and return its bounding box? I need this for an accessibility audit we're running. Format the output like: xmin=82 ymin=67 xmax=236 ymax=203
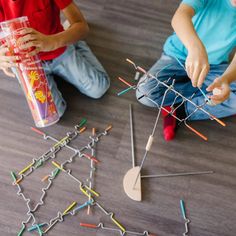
xmin=129 ymin=104 xmax=135 ymax=168
xmin=141 ymin=171 xmax=214 ymax=179
xmin=133 ymin=85 xmax=171 ymax=188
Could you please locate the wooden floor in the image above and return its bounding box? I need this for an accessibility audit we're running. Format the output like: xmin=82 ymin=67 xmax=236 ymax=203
xmin=1 ymin=0 xmax=236 ymax=235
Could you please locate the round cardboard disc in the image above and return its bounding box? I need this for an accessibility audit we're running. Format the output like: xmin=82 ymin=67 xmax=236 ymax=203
xmin=123 ymin=166 xmax=142 ymax=201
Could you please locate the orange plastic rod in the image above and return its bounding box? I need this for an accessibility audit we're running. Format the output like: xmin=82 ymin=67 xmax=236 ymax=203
xmin=211 ymin=115 xmax=226 ymax=127
xmin=118 ymin=77 xmax=133 ymax=87
xmin=80 ymin=223 xmax=97 ymax=229
xmin=79 ymin=127 xmax=87 ymax=134
xmin=92 ymin=128 xmax=96 ymax=136
xmin=185 ymin=124 xmax=208 ymax=141
xmin=13 ymin=178 xmax=23 ymax=185
xmin=41 ymin=175 xmax=49 ymax=182
xmin=105 ymin=125 xmax=112 ymax=132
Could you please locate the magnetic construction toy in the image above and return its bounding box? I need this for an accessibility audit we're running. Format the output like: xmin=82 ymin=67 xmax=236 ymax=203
xmin=117 ymin=59 xmax=225 ymax=202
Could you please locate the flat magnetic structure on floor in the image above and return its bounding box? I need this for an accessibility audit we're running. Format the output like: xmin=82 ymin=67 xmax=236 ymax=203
xmin=11 ymin=120 xmax=157 ymax=236
xmin=11 ymin=120 xmax=106 ymax=235
xmin=118 ymin=60 xmax=220 ymax=201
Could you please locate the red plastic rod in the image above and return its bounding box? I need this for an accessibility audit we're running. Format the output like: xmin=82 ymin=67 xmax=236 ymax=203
xmin=84 ymin=154 xmax=100 ymax=163
xmin=137 ymin=66 xmax=147 ymax=74
xmin=80 ymin=223 xmax=97 ymax=229
xmin=31 ymin=127 xmax=45 ymax=136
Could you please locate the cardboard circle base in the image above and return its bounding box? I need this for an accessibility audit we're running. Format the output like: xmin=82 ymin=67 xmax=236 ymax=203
xmin=123 ymin=166 xmax=142 ymax=201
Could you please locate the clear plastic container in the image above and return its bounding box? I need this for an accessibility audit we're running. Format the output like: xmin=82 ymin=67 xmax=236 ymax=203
xmin=0 ymin=16 xmax=59 ymax=127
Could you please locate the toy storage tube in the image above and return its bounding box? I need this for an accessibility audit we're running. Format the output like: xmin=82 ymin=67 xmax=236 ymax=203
xmin=0 ymin=16 xmax=59 ymax=127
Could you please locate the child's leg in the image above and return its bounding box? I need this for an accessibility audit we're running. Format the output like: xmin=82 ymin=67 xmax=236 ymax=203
xmin=185 ymin=63 xmax=236 ymax=120
xmin=136 ymin=53 xmax=196 ymax=107
xmin=52 ymin=41 xmax=110 ymax=99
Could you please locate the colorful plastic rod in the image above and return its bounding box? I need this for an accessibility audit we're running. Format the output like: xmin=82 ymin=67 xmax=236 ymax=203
xmin=52 ymin=161 xmax=65 ymax=172
xmin=185 ymin=123 xmax=208 ymax=141
xmin=53 ymin=136 xmax=69 ymax=148
xmin=126 ymin=58 xmax=137 ymax=68
xmin=35 ymin=160 xmax=43 ymax=169
xmin=14 ymin=178 xmax=23 ymax=185
xmin=83 ymin=153 xmax=100 ymax=163
xmin=105 ymin=125 xmax=113 ymax=132
xmin=63 ymin=202 xmax=77 ymax=215
xmin=80 ymin=186 xmax=91 ymax=198
xmin=111 ymin=217 xmax=126 ymax=232
xmin=92 ymin=128 xmax=96 ymax=136
xmin=78 ymin=118 xmax=87 ymax=128
xmin=180 ymin=199 xmax=190 ymax=236
xmin=180 ymin=200 xmax=187 ymax=219
xmin=41 ymin=175 xmax=49 ymax=182
xmin=137 ymin=66 xmax=147 ymax=74
xmin=53 ymin=168 xmax=61 ymax=177
xmin=211 ymin=115 xmax=226 ymax=127
xmin=19 ymin=162 xmax=34 ymax=175
xmin=30 ymin=127 xmax=46 ymax=136
xmin=36 ymin=225 xmax=43 ymax=236
xmin=80 ymin=223 xmax=98 ymax=229
xmin=118 ymin=86 xmax=135 ymax=96
xmin=17 ymin=225 xmax=25 ymax=236
xmin=28 ymin=223 xmax=47 ymax=232
xmin=42 ymin=167 xmax=61 ymax=182
xmin=79 ymin=126 xmax=87 ymax=133
xmin=84 ymin=185 xmax=100 ymax=197
xmin=11 ymin=171 xmax=17 ymax=182
xmin=199 ymin=87 xmax=211 ymax=104
xmin=80 ymin=186 xmax=99 ymax=198
xmin=118 ymin=77 xmax=134 ymax=87
xmin=74 ymin=201 xmax=93 ymax=212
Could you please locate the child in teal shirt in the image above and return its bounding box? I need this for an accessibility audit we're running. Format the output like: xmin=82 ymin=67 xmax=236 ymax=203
xmin=137 ymin=0 xmax=236 ymax=141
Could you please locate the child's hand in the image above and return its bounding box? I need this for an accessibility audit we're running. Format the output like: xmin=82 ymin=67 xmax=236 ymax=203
xmin=186 ymin=44 xmax=210 ymax=88
xmin=17 ymin=28 xmax=57 ymax=57
xmin=206 ymin=77 xmax=231 ymax=105
xmin=0 ymin=44 xmax=18 ymax=77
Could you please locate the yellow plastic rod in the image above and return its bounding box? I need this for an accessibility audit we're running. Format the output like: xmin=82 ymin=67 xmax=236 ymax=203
xmin=63 ymin=202 xmax=77 ymax=215
xmin=52 ymin=161 xmax=65 ymax=172
xmin=19 ymin=162 xmax=34 ymax=175
xmin=111 ymin=217 xmax=126 ymax=232
xmin=53 ymin=136 xmax=68 ymax=148
xmin=84 ymin=185 xmax=100 ymax=197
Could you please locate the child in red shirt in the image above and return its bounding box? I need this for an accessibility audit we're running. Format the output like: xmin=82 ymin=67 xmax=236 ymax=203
xmin=0 ymin=0 xmax=110 ymax=116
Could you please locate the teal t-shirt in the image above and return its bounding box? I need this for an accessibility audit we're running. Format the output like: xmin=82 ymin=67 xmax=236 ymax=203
xmin=163 ymin=0 xmax=236 ymax=65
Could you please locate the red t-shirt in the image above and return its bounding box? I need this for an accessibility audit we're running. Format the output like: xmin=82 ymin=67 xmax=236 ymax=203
xmin=0 ymin=0 xmax=72 ymax=60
